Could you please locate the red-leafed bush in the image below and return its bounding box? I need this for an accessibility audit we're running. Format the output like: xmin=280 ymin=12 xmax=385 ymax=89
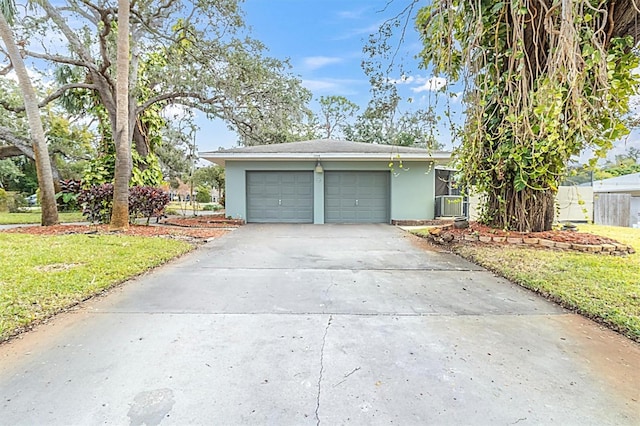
xmin=78 ymin=184 xmax=169 ymax=224
xmin=129 ymin=186 xmax=170 ymax=225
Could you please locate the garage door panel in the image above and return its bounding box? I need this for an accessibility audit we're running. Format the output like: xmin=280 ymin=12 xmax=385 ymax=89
xmin=246 ymin=172 xmax=313 ymax=223
xmin=324 ymin=171 xmax=389 ymax=223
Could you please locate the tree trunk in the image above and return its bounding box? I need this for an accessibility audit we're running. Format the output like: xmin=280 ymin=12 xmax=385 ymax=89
xmin=110 ymin=0 xmax=131 ymax=230
xmin=482 ymin=184 xmax=556 ymax=233
xmin=0 ymin=11 xmax=58 ymax=225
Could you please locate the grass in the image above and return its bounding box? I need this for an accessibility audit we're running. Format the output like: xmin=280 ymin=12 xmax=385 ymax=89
xmin=412 ymin=224 xmax=640 ymax=341
xmin=0 ymin=211 xmax=85 ymax=224
xmin=0 ymin=233 xmax=192 ymax=341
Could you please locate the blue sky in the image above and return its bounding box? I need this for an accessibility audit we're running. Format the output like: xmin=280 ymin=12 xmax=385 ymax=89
xmin=195 ymin=0 xmax=449 ymax=152
xmin=195 ymin=0 xmax=640 ymax=163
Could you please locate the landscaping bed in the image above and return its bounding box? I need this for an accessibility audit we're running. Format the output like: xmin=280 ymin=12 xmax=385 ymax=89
xmin=162 ymin=215 xmax=245 ymax=228
xmin=415 ymin=221 xmax=634 ymax=254
xmin=3 ymin=223 xmax=228 ymax=242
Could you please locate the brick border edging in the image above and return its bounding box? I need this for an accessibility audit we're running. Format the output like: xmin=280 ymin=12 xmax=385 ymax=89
xmin=426 ymin=228 xmax=635 ymax=255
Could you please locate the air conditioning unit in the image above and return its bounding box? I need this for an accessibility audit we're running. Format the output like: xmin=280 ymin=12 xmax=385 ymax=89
xmin=435 ymin=195 xmax=464 ymax=218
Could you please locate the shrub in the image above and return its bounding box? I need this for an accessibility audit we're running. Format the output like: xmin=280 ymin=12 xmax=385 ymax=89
xmin=78 ymin=184 xmax=170 ymax=224
xmin=195 ymin=187 xmax=211 ymax=204
xmin=202 ymin=204 xmax=222 ymax=211
xmin=78 ymin=183 xmax=114 ymax=223
xmin=0 ymin=188 xmax=8 ymax=212
xmin=0 ymin=191 xmax=28 ymax=213
xmin=129 ymin=186 xmax=170 ymax=225
xmin=56 ymin=179 xmax=82 ymax=212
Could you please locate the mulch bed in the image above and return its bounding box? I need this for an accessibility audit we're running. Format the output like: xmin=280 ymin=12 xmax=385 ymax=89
xmin=162 ymin=215 xmax=245 ymax=228
xmin=442 ymin=222 xmax=619 ymax=245
xmin=2 ymin=224 xmax=228 ymax=242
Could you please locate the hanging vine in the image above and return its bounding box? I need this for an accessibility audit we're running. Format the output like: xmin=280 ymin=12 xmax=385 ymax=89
xmin=415 ymin=0 xmax=640 ymax=231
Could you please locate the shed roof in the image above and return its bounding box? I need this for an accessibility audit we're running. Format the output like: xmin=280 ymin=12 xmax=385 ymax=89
xmin=199 ymin=139 xmax=451 ymax=166
xmin=592 ymin=172 xmax=640 ymax=195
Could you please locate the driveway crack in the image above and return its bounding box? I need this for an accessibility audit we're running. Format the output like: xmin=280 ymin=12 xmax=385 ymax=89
xmin=315 ymin=314 xmax=332 ymax=426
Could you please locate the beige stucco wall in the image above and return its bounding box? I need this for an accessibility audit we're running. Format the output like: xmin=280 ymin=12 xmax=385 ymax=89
xmin=556 ymin=186 xmax=593 ymax=222
xmin=467 ymin=186 xmax=594 ymax=223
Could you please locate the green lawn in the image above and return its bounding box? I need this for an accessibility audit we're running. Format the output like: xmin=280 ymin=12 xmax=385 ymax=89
xmin=0 ymin=211 xmax=85 ymax=224
xmin=414 ymin=224 xmax=640 ymax=341
xmin=0 ymin=233 xmax=192 ymax=341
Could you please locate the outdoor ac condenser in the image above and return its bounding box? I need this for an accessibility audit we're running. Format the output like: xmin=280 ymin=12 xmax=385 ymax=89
xmin=435 ymin=195 xmax=464 ymax=217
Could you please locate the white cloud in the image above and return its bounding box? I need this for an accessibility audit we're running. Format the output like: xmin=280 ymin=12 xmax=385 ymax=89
xmin=162 ymin=104 xmax=192 ymax=120
xmin=333 ymin=22 xmax=384 ymax=40
xmin=4 ymin=68 xmax=51 ymax=88
xmin=336 ymin=7 xmax=368 ymax=20
xmin=302 ymin=78 xmax=360 ymax=95
xmin=302 ymin=56 xmax=343 ymax=71
xmin=411 ymin=77 xmax=447 ymax=93
xmin=389 ymin=75 xmax=418 ymax=85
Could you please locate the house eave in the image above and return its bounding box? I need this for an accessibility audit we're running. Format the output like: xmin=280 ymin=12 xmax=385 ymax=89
xmin=199 ymin=151 xmax=452 ymax=167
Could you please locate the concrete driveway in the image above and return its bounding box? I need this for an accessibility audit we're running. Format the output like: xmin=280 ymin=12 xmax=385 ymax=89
xmin=0 ymin=224 xmax=638 ymax=425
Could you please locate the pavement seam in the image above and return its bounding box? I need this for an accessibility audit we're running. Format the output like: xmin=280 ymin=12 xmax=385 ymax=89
xmin=315 ymin=314 xmax=332 ymax=426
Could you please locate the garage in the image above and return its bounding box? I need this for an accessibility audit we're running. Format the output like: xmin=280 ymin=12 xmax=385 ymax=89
xmin=246 ymin=171 xmax=313 ymax=223
xmin=200 ymin=139 xmax=451 ymax=224
xmin=325 ymin=171 xmax=390 ymax=223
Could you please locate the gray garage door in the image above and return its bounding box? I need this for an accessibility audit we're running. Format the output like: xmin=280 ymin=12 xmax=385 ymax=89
xmin=325 ymin=171 xmax=390 ymax=223
xmin=246 ymin=171 xmax=313 ymax=223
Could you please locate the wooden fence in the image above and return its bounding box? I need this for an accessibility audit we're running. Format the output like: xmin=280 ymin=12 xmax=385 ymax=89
xmin=594 ymin=193 xmax=631 ymax=227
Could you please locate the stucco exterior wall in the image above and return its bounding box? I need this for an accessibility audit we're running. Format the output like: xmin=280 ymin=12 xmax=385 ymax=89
xmin=556 ymin=186 xmax=593 ymax=222
xmin=224 ymin=160 xmax=436 ymax=223
xmin=467 ymin=187 xmax=594 ymax=223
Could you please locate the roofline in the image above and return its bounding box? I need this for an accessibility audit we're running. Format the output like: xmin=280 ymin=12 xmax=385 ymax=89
xmin=593 ymin=187 xmax=640 ymax=193
xmin=199 ymin=151 xmax=452 ymax=167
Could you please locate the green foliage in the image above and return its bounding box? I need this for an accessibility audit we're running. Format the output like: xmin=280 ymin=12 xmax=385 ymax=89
xmin=131 ymin=152 xmax=165 ymax=187
xmin=318 ymin=95 xmax=359 ymax=139
xmin=0 ymin=190 xmax=27 ymax=213
xmin=0 ymin=233 xmax=191 ymax=341
xmin=191 ymin=166 xmax=225 ymax=193
xmin=202 ymin=203 xmax=222 ymax=211
xmin=0 ymin=156 xmax=38 ymax=195
xmin=414 ymin=1 xmax=640 ymax=231
xmin=0 ymin=158 xmax=25 ymax=189
xmin=195 ymin=186 xmax=211 ymax=204
xmin=82 ymin=154 xmax=115 ymax=187
xmin=595 ymin=158 xmax=640 ymax=180
xmin=344 ymin=106 xmax=441 ymax=148
xmin=55 ymin=179 xmax=81 ymax=212
xmin=83 ymin=152 xmax=164 ymax=188
xmin=0 ymin=188 xmax=8 ymax=212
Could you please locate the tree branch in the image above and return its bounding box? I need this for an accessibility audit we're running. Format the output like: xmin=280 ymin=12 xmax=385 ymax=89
xmin=21 ymin=49 xmax=95 ymax=70
xmin=0 ymin=83 xmax=97 ymax=112
xmin=0 ymin=126 xmax=34 ymax=159
xmin=37 ymin=0 xmax=96 ymax=67
xmin=136 ymin=92 xmax=225 ymax=115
